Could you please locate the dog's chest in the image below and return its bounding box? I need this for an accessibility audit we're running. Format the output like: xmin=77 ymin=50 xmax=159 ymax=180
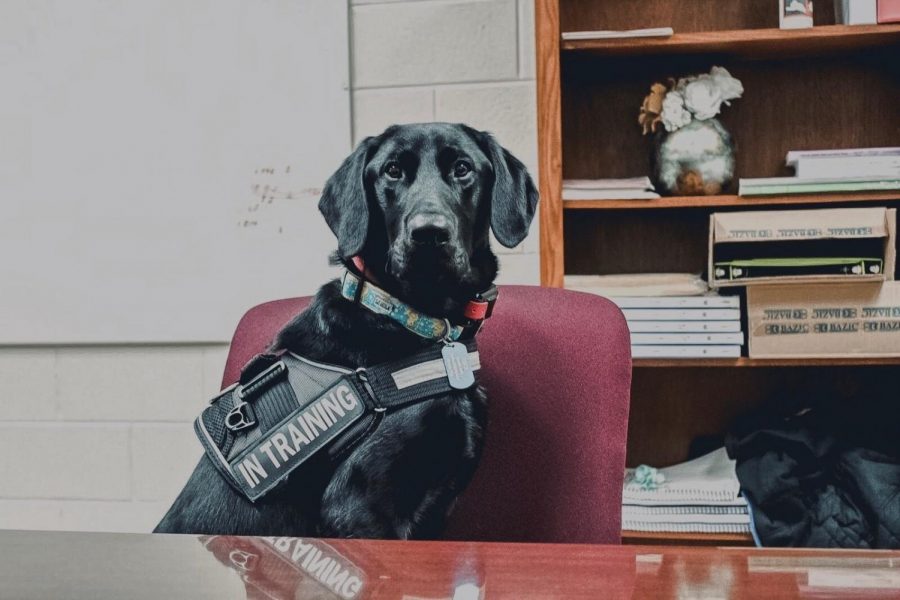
xmin=380 ymin=387 xmax=486 ymax=459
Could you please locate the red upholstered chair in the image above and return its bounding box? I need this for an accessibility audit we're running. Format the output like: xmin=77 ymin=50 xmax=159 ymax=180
xmin=221 ymin=285 xmax=632 ymax=544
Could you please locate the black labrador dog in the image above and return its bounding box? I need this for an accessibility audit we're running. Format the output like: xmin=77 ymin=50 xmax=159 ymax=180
xmin=155 ymin=122 xmax=538 ymax=539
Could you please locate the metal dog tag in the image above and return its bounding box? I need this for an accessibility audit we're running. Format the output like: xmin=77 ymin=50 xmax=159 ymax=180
xmin=442 ymin=342 xmax=475 ymax=390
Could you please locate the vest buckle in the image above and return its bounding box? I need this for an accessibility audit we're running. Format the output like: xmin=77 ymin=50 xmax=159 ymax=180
xmin=225 ymin=393 xmax=256 ymax=432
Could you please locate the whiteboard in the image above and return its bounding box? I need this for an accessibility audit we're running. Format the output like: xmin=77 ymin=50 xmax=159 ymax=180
xmin=0 ymin=0 xmax=351 ymax=344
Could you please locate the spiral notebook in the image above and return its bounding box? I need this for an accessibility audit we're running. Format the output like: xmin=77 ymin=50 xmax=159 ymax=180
xmin=622 ymin=505 xmax=749 ymax=530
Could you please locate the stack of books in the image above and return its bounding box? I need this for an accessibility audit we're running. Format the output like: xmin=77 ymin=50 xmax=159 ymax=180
xmin=565 ymin=273 xmax=743 ymax=359
xmin=622 ymin=448 xmax=751 ymax=535
xmin=562 ymin=177 xmax=660 ymax=201
xmin=613 ymin=296 xmax=743 ymax=359
xmin=739 ymin=147 xmax=900 ymax=196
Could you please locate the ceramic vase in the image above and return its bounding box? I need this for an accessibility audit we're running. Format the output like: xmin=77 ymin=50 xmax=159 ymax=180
xmin=651 ymin=118 xmax=735 ymax=196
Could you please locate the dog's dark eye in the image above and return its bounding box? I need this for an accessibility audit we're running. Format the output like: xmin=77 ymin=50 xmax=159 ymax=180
xmin=453 ymin=160 xmax=472 ymax=178
xmin=384 ymin=162 xmax=402 ymax=180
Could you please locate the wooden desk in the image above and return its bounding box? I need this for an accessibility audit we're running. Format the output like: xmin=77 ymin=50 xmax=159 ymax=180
xmin=2 ymin=530 xmax=899 ymax=599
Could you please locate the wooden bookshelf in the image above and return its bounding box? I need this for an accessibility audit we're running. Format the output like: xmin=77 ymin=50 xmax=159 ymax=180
xmin=536 ymin=0 xmax=900 ymax=546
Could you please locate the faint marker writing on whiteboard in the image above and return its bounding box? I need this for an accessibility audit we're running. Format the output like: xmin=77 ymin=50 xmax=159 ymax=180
xmin=239 ymin=165 xmax=323 ymax=234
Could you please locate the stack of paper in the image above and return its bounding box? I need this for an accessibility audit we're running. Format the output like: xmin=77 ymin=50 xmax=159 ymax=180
xmin=622 ymin=447 xmax=750 ymax=534
xmin=565 ymin=273 xmax=708 ymax=297
xmin=563 ymin=177 xmax=660 ymax=201
xmin=739 ymin=147 xmax=900 ymax=196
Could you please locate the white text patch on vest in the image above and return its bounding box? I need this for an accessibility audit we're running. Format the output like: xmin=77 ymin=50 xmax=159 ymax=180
xmin=230 ymin=379 xmax=366 ymax=498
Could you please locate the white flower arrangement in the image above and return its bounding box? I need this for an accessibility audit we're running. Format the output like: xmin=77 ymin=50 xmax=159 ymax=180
xmin=660 ymin=91 xmax=691 ymax=132
xmin=639 ymin=66 xmax=743 ymax=135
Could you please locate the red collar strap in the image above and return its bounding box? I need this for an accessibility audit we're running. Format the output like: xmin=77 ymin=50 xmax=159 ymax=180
xmin=350 ymin=256 xmax=379 ymax=283
xmin=349 ymin=256 xmax=498 ymax=327
xmin=463 ymin=286 xmax=498 ymax=321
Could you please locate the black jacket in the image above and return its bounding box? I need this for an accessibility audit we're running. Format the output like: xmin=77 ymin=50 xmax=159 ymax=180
xmin=726 ymin=397 xmax=900 ymax=549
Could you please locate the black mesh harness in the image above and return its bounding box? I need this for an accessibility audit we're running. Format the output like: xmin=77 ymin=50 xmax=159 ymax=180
xmin=195 ymin=341 xmax=480 ymax=502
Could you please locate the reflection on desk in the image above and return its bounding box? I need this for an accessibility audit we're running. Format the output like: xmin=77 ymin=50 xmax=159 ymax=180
xmin=1 ymin=529 xmax=899 ymax=599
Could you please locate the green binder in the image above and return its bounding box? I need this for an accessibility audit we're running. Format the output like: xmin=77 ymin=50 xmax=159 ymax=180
xmin=713 ymin=257 xmax=884 ymax=281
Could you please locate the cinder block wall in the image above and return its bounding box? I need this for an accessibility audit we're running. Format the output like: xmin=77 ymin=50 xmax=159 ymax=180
xmin=350 ymin=0 xmax=539 ymax=278
xmin=0 ymin=0 xmax=538 ymax=533
xmin=0 ymin=347 xmax=227 ymax=531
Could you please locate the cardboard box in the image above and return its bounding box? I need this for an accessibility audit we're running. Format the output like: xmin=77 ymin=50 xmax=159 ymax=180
xmin=747 ymin=281 xmax=900 ymax=358
xmin=709 ymin=207 xmax=896 ymax=288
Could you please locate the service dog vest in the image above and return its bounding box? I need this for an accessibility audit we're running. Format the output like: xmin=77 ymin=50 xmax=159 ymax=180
xmin=195 ymin=341 xmax=480 ymax=502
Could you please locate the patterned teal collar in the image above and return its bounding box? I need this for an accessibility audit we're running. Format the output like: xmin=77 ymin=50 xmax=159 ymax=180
xmin=340 ymin=270 xmax=466 ymax=341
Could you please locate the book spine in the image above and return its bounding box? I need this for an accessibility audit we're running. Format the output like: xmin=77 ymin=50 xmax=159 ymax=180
xmin=622 ymin=522 xmax=751 ymax=534
xmin=621 ymin=513 xmax=751 ymax=525
xmin=610 ymin=296 xmax=739 ymax=308
xmin=626 ymin=320 xmax=742 ymax=333
xmin=845 ymin=0 xmax=878 ymax=23
xmin=786 ymin=147 xmax=900 ymax=164
xmin=631 ymin=333 xmax=744 ymax=345
xmin=622 ymin=505 xmax=747 ymax=515
xmin=795 ymin=157 xmax=900 ymax=179
xmin=630 ymin=345 xmax=741 ymax=358
xmin=622 ymin=308 xmax=740 ymax=321
xmin=623 ymin=490 xmax=745 ymax=505
xmin=739 ymin=180 xmax=900 ymax=196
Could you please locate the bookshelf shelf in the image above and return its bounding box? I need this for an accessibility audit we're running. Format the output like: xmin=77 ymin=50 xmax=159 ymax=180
xmin=634 ymin=357 xmax=900 ymax=368
xmin=563 ymin=192 xmax=900 ymax=211
xmin=622 ymin=530 xmax=753 ymax=546
xmin=562 ymin=24 xmax=900 ymax=58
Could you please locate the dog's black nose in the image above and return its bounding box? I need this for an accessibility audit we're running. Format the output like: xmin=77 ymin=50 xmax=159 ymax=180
xmin=411 ymin=225 xmax=450 ymax=246
xmin=409 ymin=214 xmax=451 ymax=246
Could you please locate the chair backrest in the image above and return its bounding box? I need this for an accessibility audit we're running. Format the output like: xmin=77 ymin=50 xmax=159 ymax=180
xmin=222 ymin=285 xmax=632 ymax=544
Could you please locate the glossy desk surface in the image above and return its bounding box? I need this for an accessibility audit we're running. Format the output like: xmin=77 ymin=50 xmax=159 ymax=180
xmin=3 ymin=530 xmax=900 ymax=599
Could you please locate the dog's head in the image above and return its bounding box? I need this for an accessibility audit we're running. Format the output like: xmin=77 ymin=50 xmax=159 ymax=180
xmin=318 ymin=123 xmax=538 ymax=314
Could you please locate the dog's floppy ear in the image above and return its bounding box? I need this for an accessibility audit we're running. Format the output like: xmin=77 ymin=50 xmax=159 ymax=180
xmin=470 ymin=129 xmax=539 ymax=248
xmin=318 ymin=136 xmax=377 ymax=258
